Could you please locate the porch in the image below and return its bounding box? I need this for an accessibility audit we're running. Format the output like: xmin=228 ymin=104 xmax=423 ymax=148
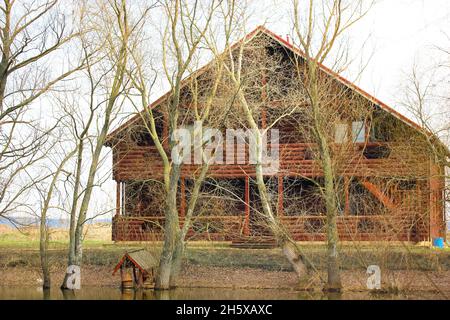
xmin=112 ymin=174 xmax=430 ymax=242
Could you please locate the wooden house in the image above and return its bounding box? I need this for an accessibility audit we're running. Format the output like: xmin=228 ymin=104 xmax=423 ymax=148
xmin=105 ymin=26 xmax=447 ymax=243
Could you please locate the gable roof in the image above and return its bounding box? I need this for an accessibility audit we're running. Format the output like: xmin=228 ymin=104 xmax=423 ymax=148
xmin=112 ymin=249 xmax=158 ymax=275
xmin=105 ymin=26 xmax=442 ymax=149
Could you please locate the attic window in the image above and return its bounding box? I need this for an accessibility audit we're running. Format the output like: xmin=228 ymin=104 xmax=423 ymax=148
xmin=352 ymin=121 xmax=365 ymax=143
xmin=363 ymin=145 xmax=391 ymax=159
xmin=131 ymin=129 xmax=153 ymax=147
xmin=335 ymin=123 xmax=348 ymax=143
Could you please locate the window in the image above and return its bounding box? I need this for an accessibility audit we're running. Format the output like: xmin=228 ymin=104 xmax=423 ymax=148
xmin=369 ymin=120 xmax=392 ymax=142
xmin=335 ymin=123 xmax=348 ymax=143
xmin=352 ymin=121 xmax=365 ymax=143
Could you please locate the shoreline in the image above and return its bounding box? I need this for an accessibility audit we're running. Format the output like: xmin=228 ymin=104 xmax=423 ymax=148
xmin=1 ymin=264 xmax=449 ymax=294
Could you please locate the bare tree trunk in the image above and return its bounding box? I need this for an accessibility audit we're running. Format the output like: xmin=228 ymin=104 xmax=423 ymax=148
xmin=169 ymin=235 xmax=185 ymax=288
xmin=321 ymin=147 xmax=342 ymax=291
xmin=291 ymin=0 xmax=373 ymax=291
xmin=39 ymin=149 xmax=76 ymax=290
xmin=309 ymin=71 xmax=342 ymax=291
xmin=168 ymin=160 xmax=211 ymax=288
xmin=39 ymin=216 xmax=51 ymax=289
xmin=281 ymin=240 xmax=309 ymax=279
xmin=156 ymin=165 xmax=181 ymax=290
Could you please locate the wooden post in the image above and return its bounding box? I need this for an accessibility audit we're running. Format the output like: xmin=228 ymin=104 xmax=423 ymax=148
xmin=429 ymin=160 xmax=443 ymax=239
xmin=121 ymin=182 xmax=126 ymax=216
xmin=261 ymin=109 xmax=267 ymax=129
xmin=180 ymin=177 xmax=186 ymax=218
xmin=278 ymin=175 xmax=284 ymax=216
xmin=244 ymin=176 xmax=250 ymax=236
xmin=116 ymin=181 xmax=121 ymax=216
xmin=344 ymin=176 xmax=350 ymax=215
xmin=364 ymin=120 xmax=371 ymax=143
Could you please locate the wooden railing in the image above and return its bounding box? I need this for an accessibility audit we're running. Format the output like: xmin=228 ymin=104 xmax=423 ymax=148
xmin=112 ymin=213 xmax=424 ymax=242
xmin=112 ymin=215 xmax=245 ymax=241
xmin=279 ymin=214 xmax=420 ymax=241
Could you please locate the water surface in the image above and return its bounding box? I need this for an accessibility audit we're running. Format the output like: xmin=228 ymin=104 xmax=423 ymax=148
xmin=0 ymin=286 xmax=444 ymax=300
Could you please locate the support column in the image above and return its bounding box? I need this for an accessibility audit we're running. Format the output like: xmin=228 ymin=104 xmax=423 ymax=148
xmin=180 ymin=177 xmax=186 ymax=218
xmin=261 ymin=109 xmax=267 ymax=129
xmin=244 ymin=176 xmax=250 ymax=236
xmin=278 ymin=175 xmax=284 ymax=216
xmin=429 ymin=161 xmax=443 ymax=239
xmin=344 ymin=177 xmax=350 ymax=215
xmin=116 ymin=181 xmax=121 ymax=216
xmin=121 ymin=182 xmax=126 ymax=216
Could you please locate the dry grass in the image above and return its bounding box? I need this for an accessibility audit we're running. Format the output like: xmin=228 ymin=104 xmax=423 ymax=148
xmin=0 ymin=223 xmax=112 ymax=248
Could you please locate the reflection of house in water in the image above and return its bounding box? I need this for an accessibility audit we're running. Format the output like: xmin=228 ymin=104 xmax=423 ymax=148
xmin=105 ymin=26 xmax=447 ymax=244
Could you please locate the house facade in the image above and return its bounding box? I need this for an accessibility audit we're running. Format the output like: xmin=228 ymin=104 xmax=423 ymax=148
xmin=105 ymin=27 xmax=447 ymax=243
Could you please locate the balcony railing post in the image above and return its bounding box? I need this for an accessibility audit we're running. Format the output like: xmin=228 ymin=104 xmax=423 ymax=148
xmin=244 ymin=176 xmax=250 ymax=236
xmin=278 ymin=175 xmax=284 ymax=216
xmin=116 ymin=181 xmax=121 ymax=216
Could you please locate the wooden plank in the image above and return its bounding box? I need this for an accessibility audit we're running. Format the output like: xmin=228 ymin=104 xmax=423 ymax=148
xmin=344 ymin=176 xmax=350 ymax=215
xmin=244 ymin=176 xmax=250 ymax=236
xmin=360 ymin=179 xmax=396 ymax=210
xmin=180 ymin=177 xmax=186 ymax=218
xmin=116 ymin=181 xmax=121 ymax=216
xmin=278 ymin=175 xmax=284 ymax=216
xmin=429 ymin=160 xmax=444 ymax=239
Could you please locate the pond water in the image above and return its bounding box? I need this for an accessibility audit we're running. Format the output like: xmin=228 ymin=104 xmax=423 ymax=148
xmin=0 ymin=286 xmax=445 ymax=300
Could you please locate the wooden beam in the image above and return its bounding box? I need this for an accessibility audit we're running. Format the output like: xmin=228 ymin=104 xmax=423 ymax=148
xmin=180 ymin=177 xmax=186 ymax=218
xmin=121 ymin=182 xmax=126 ymax=216
xmin=278 ymin=175 xmax=284 ymax=216
xmin=116 ymin=181 xmax=121 ymax=216
xmin=344 ymin=177 xmax=350 ymax=215
xmin=261 ymin=109 xmax=267 ymax=129
xmin=244 ymin=177 xmax=250 ymax=236
xmin=360 ymin=179 xmax=396 ymax=210
xmin=429 ymin=161 xmax=444 ymax=239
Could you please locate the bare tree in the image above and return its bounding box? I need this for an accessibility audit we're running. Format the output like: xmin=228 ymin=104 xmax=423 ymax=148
xmin=125 ymin=0 xmax=228 ymax=289
xmin=291 ymin=0 xmax=373 ymax=291
xmin=59 ymin=0 xmax=141 ymax=289
xmin=33 ymin=140 xmax=76 ymax=289
xmin=0 ymin=0 xmax=83 ymax=222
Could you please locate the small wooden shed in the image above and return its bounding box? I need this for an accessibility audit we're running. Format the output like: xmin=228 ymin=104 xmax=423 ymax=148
xmin=112 ymin=249 xmax=158 ymax=289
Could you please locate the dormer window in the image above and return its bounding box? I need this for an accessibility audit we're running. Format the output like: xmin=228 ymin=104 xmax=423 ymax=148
xmin=352 ymin=121 xmax=365 ymax=143
xmin=335 ymin=123 xmax=349 ymax=143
